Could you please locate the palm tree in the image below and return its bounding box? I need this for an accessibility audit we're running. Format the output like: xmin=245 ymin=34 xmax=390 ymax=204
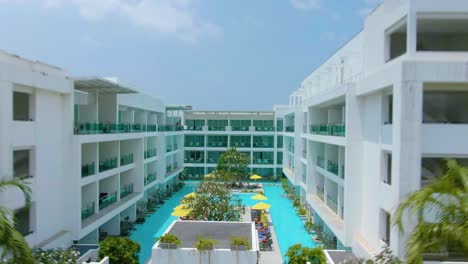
xmin=393 ymin=159 xmax=468 ymax=264
xmin=0 ymin=177 xmax=33 ymax=263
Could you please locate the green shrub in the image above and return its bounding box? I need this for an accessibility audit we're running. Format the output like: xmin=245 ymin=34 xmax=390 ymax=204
xmin=99 ymin=236 xmax=140 ymax=264
xmin=293 ymin=199 xmax=301 ymax=208
xmin=298 ymin=207 xmax=307 ymax=216
xmin=285 ymin=244 xmax=326 ymax=264
xmin=230 ymin=236 xmax=251 ymax=250
xmin=157 ymin=233 xmax=182 ymax=246
xmin=194 ymin=236 xmax=217 ymax=252
xmin=33 ymin=248 xmax=80 ymax=264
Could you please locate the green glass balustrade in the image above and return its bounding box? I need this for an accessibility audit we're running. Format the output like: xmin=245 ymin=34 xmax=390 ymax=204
xmin=120 ymin=153 xmax=134 ymax=166
xmin=231 ymin=120 xmax=251 ymax=131
xmin=285 ymin=126 xmax=295 ymax=132
xmin=207 ymin=136 xmax=228 ymax=147
xmin=81 ymin=202 xmax=95 ymax=220
xmin=99 ymin=157 xmax=118 ymax=172
xmin=166 ymin=165 xmax=172 ymax=173
xmin=317 ymin=186 xmax=324 ymax=201
xmin=253 ymin=120 xmax=274 ymax=131
xmin=327 ymin=195 xmax=338 ymax=213
xmin=207 ymin=120 xmax=228 ymax=131
xmin=253 ymin=136 xmax=274 ymax=148
xmin=74 ymin=122 xmax=172 ymax=135
xmin=99 ymin=192 xmax=117 ymax=210
xmin=327 ymin=160 xmax=339 ymax=175
xmin=185 ymin=135 xmax=204 ymax=147
xmin=81 ymin=162 xmax=95 ymax=177
xmin=185 ymin=120 xmax=205 ymax=131
xmin=144 ymin=148 xmax=157 ymax=159
xmin=310 ymin=123 xmax=345 ymax=137
xmin=145 ymin=173 xmax=157 ymax=185
xmin=120 ymin=184 xmax=133 ymax=199
xmin=230 ymin=136 xmax=251 ymax=148
xmin=317 ymin=156 xmax=325 ymax=168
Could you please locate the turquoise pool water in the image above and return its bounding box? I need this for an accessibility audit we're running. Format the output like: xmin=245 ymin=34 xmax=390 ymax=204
xmin=131 ymin=184 xmax=315 ymax=263
xmin=235 ymin=186 xmax=317 ymax=259
xmin=130 ymin=185 xmax=194 ymax=263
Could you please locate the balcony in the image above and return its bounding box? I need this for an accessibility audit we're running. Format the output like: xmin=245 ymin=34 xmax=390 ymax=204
xmin=81 ymin=202 xmax=95 ymax=220
xmin=147 ymin=124 xmax=157 ymax=132
xmin=317 ymin=186 xmax=324 ymax=201
xmin=81 ymin=162 xmax=95 ymax=177
xmin=253 ymin=142 xmax=274 ymax=148
xmin=185 ymin=141 xmax=204 ymax=147
xmin=99 ymin=192 xmax=117 ymax=210
xmin=327 ymin=160 xmax=339 ymax=175
xmin=144 ymin=148 xmax=157 ymax=159
xmin=317 ymin=156 xmax=325 ymax=169
xmin=98 ymin=157 xmax=117 ymax=173
xmin=326 ymin=194 xmax=338 ymax=214
xmin=310 ymin=124 xmax=345 ymax=137
xmin=74 ymin=122 xmax=157 ymax=135
xmin=285 ymin=126 xmax=295 ymax=132
xmin=231 ymin=142 xmax=250 ymax=148
xmin=253 ymin=158 xmax=273 ymax=165
xmin=120 ymin=184 xmax=133 ymax=199
xmin=145 ymin=173 xmax=157 ymax=185
xmin=232 ymin=126 xmax=250 ymax=131
xmin=120 ymin=153 xmax=134 ymax=166
xmin=184 ymin=157 xmax=204 ymax=164
xmin=208 ymin=126 xmax=226 ymax=131
xmin=158 ymin=125 xmax=184 ymax=132
xmin=166 ymin=145 xmax=173 ymax=152
xmin=255 ymin=126 xmax=274 ymax=132
xmin=207 ymin=142 xmax=228 ymax=148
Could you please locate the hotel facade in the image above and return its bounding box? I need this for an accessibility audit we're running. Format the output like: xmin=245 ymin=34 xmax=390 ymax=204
xmin=0 ymin=0 xmax=467 ymax=261
xmin=282 ymin=0 xmax=468 ymax=260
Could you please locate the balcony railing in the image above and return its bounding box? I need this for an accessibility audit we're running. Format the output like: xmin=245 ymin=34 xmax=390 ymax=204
xmin=144 ymin=148 xmax=157 ymax=159
xmin=120 ymin=184 xmax=133 ymax=199
xmin=185 ymin=141 xmax=204 ymax=147
xmin=253 ymin=159 xmax=273 ymax=165
xmin=327 ymin=160 xmax=339 ymax=175
xmin=158 ymin=125 xmax=184 ymax=132
xmin=232 ymin=126 xmax=249 ymax=131
xmin=310 ymin=124 xmax=345 ymax=137
xmin=120 ymin=153 xmax=134 ymax=166
xmin=99 ymin=192 xmax=117 ymax=210
xmin=74 ymin=122 xmax=161 ymax=135
xmin=81 ymin=201 xmax=95 ymax=220
xmin=327 ymin=194 xmax=338 ymax=213
xmin=185 ymin=126 xmax=203 ymax=131
xmin=253 ymin=142 xmax=274 ymax=148
xmin=255 ymin=126 xmax=274 ymax=132
xmin=317 ymin=186 xmax=324 ymax=201
xmin=208 ymin=126 xmax=226 ymax=131
xmin=285 ymin=126 xmax=295 ymax=132
xmin=99 ymin=157 xmax=117 ymax=173
xmin=207 ymin=142 xmax=228 ymax=148
xmin=207 ymin=158 xmax=218 ymax=164
xmin=185 ymin=157 xmax=204 ymax=163
xmin=166 ymin=166 xmax=172 ymax=173
xmin=166 ymin=145 xmax=173 ymax=152
xmin=81 ymin=162 xmax=95 ymax=177
xmin=231 ymin=142 xmax=251 ymax=148
xmin=317 ymin=156 xmax=325 ymax=168
xmin=145 ymin=173 xmax=157 ymax=185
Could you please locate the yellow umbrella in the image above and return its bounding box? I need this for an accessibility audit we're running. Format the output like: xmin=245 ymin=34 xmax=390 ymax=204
xmin=184 ymin=192 xmax=197 ymax=199
xmin=252 ymin=202 xmax=271 ymax=210
xmin=250 ymin=174 xmax=262 ymax=180
xmin=171 ymin=208 xmax=191 ymax=217
xmin=174 ymin=204 xmax=189 ymax=211
xmin=251 ymin=194 xmax=268 ymax=201
xmin=204 ymin=173 xmax=215 ymax=179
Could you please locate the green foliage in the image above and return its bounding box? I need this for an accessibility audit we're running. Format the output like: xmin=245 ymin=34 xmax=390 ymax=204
xmin=0 ymin=178 xmax=33 ymax=264
xmin=157 ymin=233 xmax=182 ymax=246
xmin=341 ymin=246 xmax=402 ymax=264
xmin=216 ymin=147 xmax=249 ymax=183
xmin=183 ymin=180 xmax=245 ymax=221
xmin=33 ymin=248 xmax=80 ymax=264
xmin=393 ymin=159 xmax=468 ymax=264
xmin=298 ymin=207 xmax=307 ymax=216
xmin=304 ymin=220 xmax=314 ymax=230
xmin=98 ymin=236 xmax=140 ymax=264
xmin=194 ymin=236 xmax=217 ymax=252
xmin=293 ymin=199 xmax=300 ymax=208
xmin=285 ymin=244 xmax=326 ymax=264
xmin=230 ymin=237 xmax=251 ymax=250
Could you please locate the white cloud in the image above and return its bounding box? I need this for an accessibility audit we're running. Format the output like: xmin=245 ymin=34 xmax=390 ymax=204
xmin=290 ymin=0 xmax=320 ymax=10
xmin=3 ymin=0 xmax=221 ymax=42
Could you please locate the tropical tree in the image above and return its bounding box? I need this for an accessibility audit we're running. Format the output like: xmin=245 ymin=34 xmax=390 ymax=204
xmin=182 ymin=180 xmax=245 ymax=221
xmin=0 ymin=177 xmax=33 ymax=263
xmin=393 ymin=159 xmax=468 ymax=264
xmin=216 ymin=147 xmax=249 ymax=184
xmin=98 ymin=236 xmax=140 ymax=264
xmin=285 ymin=244 xmax=326 ymax=264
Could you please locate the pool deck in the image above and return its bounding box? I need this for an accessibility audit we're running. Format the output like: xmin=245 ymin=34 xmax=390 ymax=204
xmin=241 ymin=206 xmax=283 ymax=264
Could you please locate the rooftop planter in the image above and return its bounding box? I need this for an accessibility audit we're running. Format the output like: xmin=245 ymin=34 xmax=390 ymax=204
xmin=230 ymin=237 xmax=251 ymax=251
xmin=157 ymin=233 xmax=181 ymax=249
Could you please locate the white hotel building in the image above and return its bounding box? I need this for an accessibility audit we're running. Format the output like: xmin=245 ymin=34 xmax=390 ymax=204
xmin=282 ymin=0 xmax=468 ymax=260
xmin=0 ymin=51 xmax=184 ymax=249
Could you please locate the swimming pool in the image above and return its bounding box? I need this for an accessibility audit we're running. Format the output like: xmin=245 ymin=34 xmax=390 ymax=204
xmin=130 ymin=184 xmax=315 ymax=263
xmin=130 ymin=185 xmax=194 ymax=263
xmin=236 ymin=186 xmax=317 ymax=259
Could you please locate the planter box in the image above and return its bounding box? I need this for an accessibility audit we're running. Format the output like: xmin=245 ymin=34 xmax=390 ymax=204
xmin=230 ymin=245 xmax=248 ymax=251
xmin=159 ymin=243 xmax=178 ymax=249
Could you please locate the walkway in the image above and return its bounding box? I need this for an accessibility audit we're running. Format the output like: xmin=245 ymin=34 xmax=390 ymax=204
xmin=259 ymin=211 xmax=282 ymax=264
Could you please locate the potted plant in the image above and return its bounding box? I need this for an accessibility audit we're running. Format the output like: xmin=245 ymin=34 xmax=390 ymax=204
xmin=293 ymin=199 xmax=301 ymax=208
xmin=298 ymin=207 xmax=307 ymax=216
xmin=230 ymin=236 xmax=251 ymax=251
xmin=304 ymin=220 xmax=315 ymax=233
xmin=195 ymin=236 xmax=217 ymax=264
xmin=158 ymin=233 xmax=181 ymax=249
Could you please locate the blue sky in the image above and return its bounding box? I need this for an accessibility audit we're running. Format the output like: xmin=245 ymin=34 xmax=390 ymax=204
xmin=0 ymin=0 xmax=381 ymax=110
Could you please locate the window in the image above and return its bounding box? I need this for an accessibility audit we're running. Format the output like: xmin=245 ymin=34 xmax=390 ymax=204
xmin=385 ymin=18 xmax=407 ymax=62
xmin=380 ymin=209 xmax=391 ymax=245
xmin=382 ymin=153 xmax=392 ymax=185
xmin=417 ymin=17 xmax=468 ymax=52
xmin=383 ymin=94 xmax=393 ymax=124
xmin=14 ymin=149 xmax=31 ymax=179
xmin=13 ymin=91 xmax=33 ymax=121
xmin=15 ymin=206 xmax=33 ymax=236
